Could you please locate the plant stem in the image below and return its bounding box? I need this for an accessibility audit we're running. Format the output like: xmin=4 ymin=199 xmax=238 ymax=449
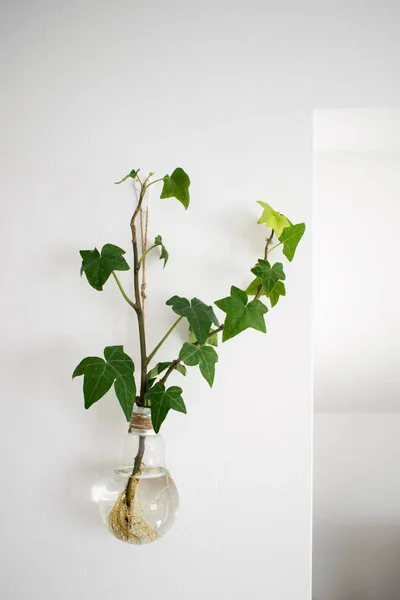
xmin=112 ymin=272 xmax=138 ymax=311
xmin=255 ymin=230 xmax=275 ymax=301
xmin=139 ymin=206 xmax=149 ymax=312
xmin=147 ymin=316 xmax=184 ymax=365
xmin=137 ymin=243 xmax=157 ymax=266
xmin=126 ymin=435 xmax=145 ymax=509
xmin=264 ymin=230 xmax=274 ymax=260
xmin=145 ymin=177 xmax=165 ymax=188
xmin=160 ymin=324 xmax=224 ymax=384
xmin=130 ymin=184 xmax=149 ymax=408
xmin=160 ymin=359 xmax=181 ymax=384
xmin=268 ymin=240 xmax=282 ymax=253
xmin=208 ymin=324 xmax=224 ymax=339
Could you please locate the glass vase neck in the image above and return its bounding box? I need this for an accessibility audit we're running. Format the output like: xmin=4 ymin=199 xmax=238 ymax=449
xmin=121 ymin=407 xmax=166 ymax=470
xmin=129 ymin=405 xmax=156 ymax=436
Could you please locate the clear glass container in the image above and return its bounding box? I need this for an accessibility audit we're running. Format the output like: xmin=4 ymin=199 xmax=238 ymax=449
xmin=98 ymin=406 xmax=179 ymax=544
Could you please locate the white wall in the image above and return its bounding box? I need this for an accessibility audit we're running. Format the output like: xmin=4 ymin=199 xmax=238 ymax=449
xmin=1 ymin=1 xmax=400 ymax=599
xmin=314 ymin=415 xmax=400 ymax=600
xmin=313 ymin=109 xmax=400 ymax=600
xmin=314 ymin=109 xmax=400 ymax=413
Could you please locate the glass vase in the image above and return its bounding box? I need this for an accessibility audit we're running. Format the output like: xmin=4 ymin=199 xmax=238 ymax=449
xmin=98 ymin=406 xmax=179 ymax=544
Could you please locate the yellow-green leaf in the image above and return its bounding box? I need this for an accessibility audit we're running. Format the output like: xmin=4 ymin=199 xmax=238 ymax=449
xmin=257 ymin=201 xmax=290 ymax=237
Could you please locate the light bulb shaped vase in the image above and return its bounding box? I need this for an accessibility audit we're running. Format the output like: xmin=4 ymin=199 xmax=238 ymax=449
xmin=99 ymin=406 xmax=179 ymax=544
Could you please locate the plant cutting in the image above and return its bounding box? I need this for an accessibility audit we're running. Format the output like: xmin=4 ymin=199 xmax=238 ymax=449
xmin=73 ymin=166 xmax=305 ymax=544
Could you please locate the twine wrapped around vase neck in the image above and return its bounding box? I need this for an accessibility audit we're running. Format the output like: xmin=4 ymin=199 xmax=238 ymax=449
xmin=129 ymin=410 xmax=153 ymax=432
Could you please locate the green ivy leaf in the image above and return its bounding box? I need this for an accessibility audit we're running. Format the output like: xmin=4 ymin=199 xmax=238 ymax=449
xmin=251 ymin=260 xmax=285 ymax=294
xmin=179 ymin=343 xmax=218 ymax=387
xmin=278 ymin=223 xmax=306 ymax=261
xmin=153 ymin=235 xmax=169 ymax=268
xmin=80 ymin=244 xmax=130 ymax=291
xmin=145 ymin=362 xmax=170 ymax=393
xmin=257 ymin=202 xmax=290 ymax=237
xmin=115 ymin=169 xmax=139 ymax=184
xmin=188 ymin=324 xmax=218 ymax=347
xmin=147 ymin=361 xmax=187 ymax=380
xmin=114 ymin=373 xmax=136 ymax=419
xmin=160 ymin=168 xmax=191 ymax=209
xmin=73 ymin=346 xmax=136 ymax=420
xmin=145 ymin=383 xmax=187 ymax=433
xmin=145 ymin=377 xmax=157 ymax=392
xmin=175 ymin=364 xmax=187 ymax=376
xmin=245 ymin=278 xmax=286 ymax=307
xmin=147 ymin=362 xmax=172 ymax=380
xmin=103 ymin=346 xmax=134 ymax=375
xmin=268 ymin=281 xmax=286 ymax=307
xmin=246 ymin=277 xmax=263 ymax=296
xmin=72 ymin=357 xmax=115 ymax=408
xmin=166 ymin=296 xmax=219 ymax=345
xmin=215 ymin=286 xmax=268 ymax=342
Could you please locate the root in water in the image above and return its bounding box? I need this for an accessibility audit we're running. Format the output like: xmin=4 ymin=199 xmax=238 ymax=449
xmin=107 ymin=477 xmax=158 ymax=544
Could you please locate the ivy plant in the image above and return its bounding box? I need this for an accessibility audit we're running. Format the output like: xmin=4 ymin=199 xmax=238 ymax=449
xmin=73 ymin=169 xmax=305 ymax=433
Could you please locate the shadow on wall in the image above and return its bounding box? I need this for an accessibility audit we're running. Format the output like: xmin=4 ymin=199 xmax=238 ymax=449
xmin=313 ymin=523 xmax=400 ymax=600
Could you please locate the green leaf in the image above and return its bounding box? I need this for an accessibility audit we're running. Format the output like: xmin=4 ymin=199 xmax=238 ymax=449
xmin=246 ymin=276 xmax=286 ymax=307
xmin=160 ymin=168 xmax=191 ymax=209
xmin=257 ymin=202 xmax=290 ymax=237
xmin=79 ymin=249 xmax=99 ymax=277
xmin=175 ymin=364 xmax=187 ymax=376
xmin=189 ymin=324 xmax=218 ymax=347
xmin=246 ymin=277 xmax=263 ymax=296
xmin=73 ymin=345 xmax=136 ymax=420
xmin=166 ymin=296 xmax=219 ymax=345
xmin=251 ymin=260 xmax=285 ymax=294
xmin=153 ymin=235 xmax=169 ymax=268
xmin=268 ymin=281 xmax=286 ymax=307
xmin=80 ymin=244 xmax=130 ymax=291
xmin=278 ymin=223 xmax=306 ymax=261
xmin=207 ymin=332 xmax=218 ymax=347
xmin=147 ymin=362 xmax=172 ymax=380
xmin=114 ymin=373 xmax=136 ymax=420
xmin=215 ymin=286 xmax=268 ymax=342
xmin=179 ymin=343 xmax=218 ymax=387
xmin=103 ymin=345 xmax=135 ymax=374
xmin=115 ymin=169 xmax=139 ymax=184
xmin=145 ymin=383 xmax=186 ymax=433
xmin=147 ymin=361 xmax=187 ymax=380
xmin=166 ymin=296 xmax=190 ymax=313
xmin=145 ymin=377 xmax=157 ymax=392
xmin=72 ymin=357 xmax=115 ymax=408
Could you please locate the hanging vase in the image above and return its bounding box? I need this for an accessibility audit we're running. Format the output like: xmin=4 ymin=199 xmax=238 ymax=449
xmin=98 ymin=406 xmax=179 ymax=544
